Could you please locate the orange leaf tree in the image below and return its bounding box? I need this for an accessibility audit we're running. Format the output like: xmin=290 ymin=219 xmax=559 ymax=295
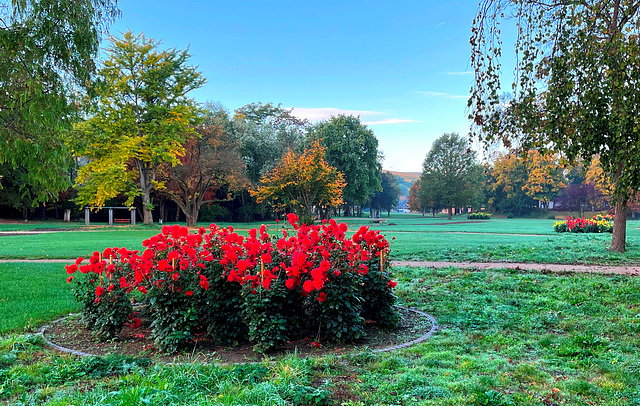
xmin=251 ymin=142 xmax=345 ymax=225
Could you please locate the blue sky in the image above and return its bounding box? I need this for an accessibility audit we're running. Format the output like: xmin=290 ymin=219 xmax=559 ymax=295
xmin=109 ymin=1 xmax=482 ymax=172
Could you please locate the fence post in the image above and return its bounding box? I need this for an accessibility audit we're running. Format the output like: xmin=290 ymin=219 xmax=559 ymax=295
xmin=84 ymin=207 xmax=90 ymax=226
xmin=131 ymin=208 xmax=136 ymax=225
xmin=108 ymin=208 xmax=114 ymax=226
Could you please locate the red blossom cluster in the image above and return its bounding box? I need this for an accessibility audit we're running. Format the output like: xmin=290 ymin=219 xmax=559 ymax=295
xmin=66 ymin=216 xmax=394 ymax=305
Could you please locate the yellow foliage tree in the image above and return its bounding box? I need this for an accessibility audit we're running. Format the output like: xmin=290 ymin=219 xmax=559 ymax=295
xmin=585 ymin=155 xmax=614 ymax=209
xmin=251 ymin=142 xmax=345 ymax=224
xmin=521 ymin=151 xmax=566 ymax=209
xmin=73 ymin=31 xmax=204 ymax=225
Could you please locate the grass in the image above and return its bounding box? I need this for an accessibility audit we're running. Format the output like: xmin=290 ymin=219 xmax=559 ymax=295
xmin=2 ymin=214 xmax=640 ymax=264
xmin=1 ymin=265 xmax=640 ymax=405
xmin=0 ymin=263 xmax=75 ymax=334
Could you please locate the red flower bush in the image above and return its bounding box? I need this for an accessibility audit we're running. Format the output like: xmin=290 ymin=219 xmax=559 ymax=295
xmin=66 ymin=215 xmax=398 ymax=352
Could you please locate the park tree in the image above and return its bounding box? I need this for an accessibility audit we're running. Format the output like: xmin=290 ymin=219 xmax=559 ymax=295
xmin=73 ymin=31 xmax=205 ymax=225
xmin=310 ymin=115 xmax=382 ymax=216
xmin=160 ymin=106 xmax=249 ymax=227
xmin=0 ymin=0 xmax=119 ymax=208
xmin=370 ymin=171 xmax=402 ymax=217
xmin=585 ymin=155 xmax=614 ymax=209
xmin=229 ymin=102 xmax=309 ymax=221
xmin=491 ymin=153 xmax=537 ymax=215
xmin=469 ymin=0 xmax=640 ymax=251
xmin=407 ymin=179 xmax=423 ymax=213
xmin=420 ymin=133 xmax=482 ymax=220
xmin=521 ymin=151 xmax=566 ymax=209
xmin=251 ymin=142 xmax=345 ymax=225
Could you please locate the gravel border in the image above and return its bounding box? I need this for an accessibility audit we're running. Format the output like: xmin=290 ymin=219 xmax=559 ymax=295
xmin=38 ymin=306 xmax=438 ymax=362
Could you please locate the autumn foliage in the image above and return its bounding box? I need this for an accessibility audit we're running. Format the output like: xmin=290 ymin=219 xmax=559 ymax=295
xmin=251 ymin=142 xmax=345 ymax=225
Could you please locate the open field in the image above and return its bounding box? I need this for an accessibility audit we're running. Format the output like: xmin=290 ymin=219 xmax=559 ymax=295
xmin=1 ymin=214 xmax=639 ymax=264
xmin=1 ymin=265 xmax=639 ymax=405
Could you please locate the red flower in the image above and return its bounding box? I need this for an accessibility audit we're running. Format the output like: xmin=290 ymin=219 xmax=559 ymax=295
xmin=302 ymin=280 xmax=314 ymax=293
xmin=138 ymin=286 xmax=147 ymax=294
xmin=185 ymin=290 xmax=194 ymax=296
xmin=66 ymin=276 xmax=73 ymax=283
xmin=388 ymin=280 xmax=397 ymax=288
xmin=95 ymin=286 xmax=105 ymax=303
xmin=317 ymin=292 xmax=327 ymax=302
xmin=199 ymin=274 xmax=210 ymax=290
xmin=285 ymin=278 xmax=296 ymax=290
xmin=65 ymin=264 xmax=77 ymax=275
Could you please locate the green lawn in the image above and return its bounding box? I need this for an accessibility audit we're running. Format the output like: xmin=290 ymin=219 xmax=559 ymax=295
xmin=0 ymin=263 xmax=75 ymax=333
xmin=1 ymin=265 xmax=639 ymax=405
xmin=2 ymin=214 xmax=640 ymax=264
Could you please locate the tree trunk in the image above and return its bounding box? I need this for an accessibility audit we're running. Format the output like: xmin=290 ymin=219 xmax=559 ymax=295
xmin=448 ymin=207 xmax=453 ymax=220
xmin=610 ymin=200 xmax=627 ymax=252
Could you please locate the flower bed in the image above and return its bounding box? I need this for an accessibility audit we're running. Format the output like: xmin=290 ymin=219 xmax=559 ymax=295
xmin=468 ymin=212 xmax=491 ymax=220
xmin=553 ymin=214 xmax=613 ymax=233
xmin=66 ymin=214 xmax=398 ymax=353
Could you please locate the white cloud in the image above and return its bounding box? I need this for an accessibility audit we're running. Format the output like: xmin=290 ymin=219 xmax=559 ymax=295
xmin=363 ymin=118 xmax=421 ymax=125
xmin=417 ymin=91 xmax=468 ymax=100
xmin=290 ymin=107 xmax=381 ymax=121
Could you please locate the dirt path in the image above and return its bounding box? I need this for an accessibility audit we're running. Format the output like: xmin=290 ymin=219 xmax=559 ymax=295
xmin=1 ymin=258 xmax=639 ymax=276
xmin=392 ymin=261 xmax=640 ymax=276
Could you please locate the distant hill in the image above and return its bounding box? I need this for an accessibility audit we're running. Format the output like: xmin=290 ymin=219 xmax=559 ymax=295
xmin=386 ymin=171 xmax=420 ymax=205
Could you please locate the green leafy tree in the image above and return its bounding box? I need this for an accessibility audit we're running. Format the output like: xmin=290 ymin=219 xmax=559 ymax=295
xmin=230 ymin=102 xmax=309 ymax=221
xmin=370 ymin=171 xmax=401 ymax=217
xmin=469 ymin=0 xmax=640 ymax=251
xmin=73 ymin=31 xmax=205 ymax=225
xmin=420 ymin=133 xmax=482 ymax=220
xmin=310 ymin=115 xmax=382 ymax=215
xmin=0 ymin=0 xmax=119 ymax=207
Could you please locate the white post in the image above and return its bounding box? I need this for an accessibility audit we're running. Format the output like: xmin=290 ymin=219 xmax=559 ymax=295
xmin=131 ymin=208 xmax=136 ymax=225
xmin=108 ymin=208 xmax=113 ymax=226
xmin=84 ymin=207 xmax=90 ymax=226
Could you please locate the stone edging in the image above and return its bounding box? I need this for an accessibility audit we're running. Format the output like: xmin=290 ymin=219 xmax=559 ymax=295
xmin=38 ymin=306 xmax=438 ymax=362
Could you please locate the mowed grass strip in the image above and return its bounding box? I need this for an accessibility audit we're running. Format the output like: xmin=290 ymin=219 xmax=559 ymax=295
xmin=1 ymin=266 xmax=640 ymax=404
xmin=0 ymin=263 xmax=75 ymax=333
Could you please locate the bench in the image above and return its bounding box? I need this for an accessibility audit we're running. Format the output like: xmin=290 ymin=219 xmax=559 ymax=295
xmin=114 ymin=218 xmax=130 ymax=224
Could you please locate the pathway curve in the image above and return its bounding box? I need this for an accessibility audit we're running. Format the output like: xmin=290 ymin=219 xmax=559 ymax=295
xmin=1 ymin=258 xmax=639 ymax=276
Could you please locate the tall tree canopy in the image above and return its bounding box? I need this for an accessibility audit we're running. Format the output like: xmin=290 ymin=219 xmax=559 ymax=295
xmin=232 ymin=102 xmax=309 ymax=184
xmin=0 ymin=0 xmax=119 ymax=206
xmin=73 ymin=31 xmax=205 ymax=225
xmin=469 ymin=0 xmax=640 ymax=251
xmin=420 ymin=133 xmax=482 ymax=220
xmin=310 ymin=115 xmax=382 ymax=214
xmin=370 ymin=172 xmax=402 ymax=217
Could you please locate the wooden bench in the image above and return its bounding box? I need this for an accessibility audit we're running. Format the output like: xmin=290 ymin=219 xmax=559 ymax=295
xmin=114 ymin=218 xmax=130 ymax=224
